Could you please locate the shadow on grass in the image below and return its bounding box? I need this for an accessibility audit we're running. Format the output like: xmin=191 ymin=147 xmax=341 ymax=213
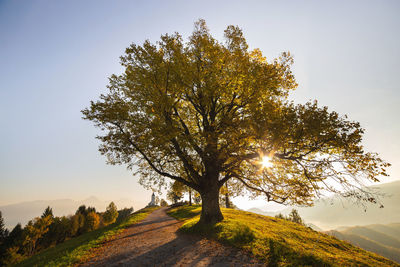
xmin=267 ymin=239 xmax=331 ymax=267
xmin=167 ymin=205 xmax=201 ymax=220
xmin=180 ymin=219 xmax=332 ymax=267
xmin=182 ymin=221 xmax=255 ymax=246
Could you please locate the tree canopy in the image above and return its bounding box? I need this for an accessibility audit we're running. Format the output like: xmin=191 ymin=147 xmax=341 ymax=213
xmin=82 ymin=19 xmax=389 ymax=224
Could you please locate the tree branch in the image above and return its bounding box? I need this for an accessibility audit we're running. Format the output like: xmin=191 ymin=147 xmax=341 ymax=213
xmin=112 ymin=122 xmax=200 ymax=191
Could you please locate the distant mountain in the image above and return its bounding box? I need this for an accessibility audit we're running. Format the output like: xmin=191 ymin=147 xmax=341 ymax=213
xmin=250 ymin=180 xmax=400 ymax=230
xmin=326 ymin=223 xmax=400 ymax=263
xmin=0 ymin=197 xmax=136 ymax=229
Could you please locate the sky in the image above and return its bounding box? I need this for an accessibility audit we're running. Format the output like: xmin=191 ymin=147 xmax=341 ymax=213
xmin=1 ymin=0 xmax=399 ymax=212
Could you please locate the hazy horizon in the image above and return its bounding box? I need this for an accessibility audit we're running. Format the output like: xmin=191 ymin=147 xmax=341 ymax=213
xmin=1 ymin=1 xmax=399 ymax=209
xmin=2 ymin=179 xmax=400 ymax=231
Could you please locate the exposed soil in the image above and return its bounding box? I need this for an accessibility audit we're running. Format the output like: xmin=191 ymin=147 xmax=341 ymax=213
xmin=80 ymin=207 xmax=264 ymax=266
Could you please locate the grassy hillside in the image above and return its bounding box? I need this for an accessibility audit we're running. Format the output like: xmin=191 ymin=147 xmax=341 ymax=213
xmin=327 ymin=223 xmax=400 ymax=263
xmin=168 ymin=205 xmax=399 ymax=267
xmin=15 ymin=207 xmax=158 ymax=267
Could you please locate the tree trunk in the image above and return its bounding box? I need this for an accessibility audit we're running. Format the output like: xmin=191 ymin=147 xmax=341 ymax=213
xmin=199 ymin=184 xmax=223 ymax=225
xmin=189 ymin=188 xmax=192 ymax=206
xmin=225 ymin=193 xmax=231 ymax=208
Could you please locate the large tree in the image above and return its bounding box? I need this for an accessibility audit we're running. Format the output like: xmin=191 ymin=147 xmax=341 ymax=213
xmin=82 ymin=20 xmax=389 ymax=225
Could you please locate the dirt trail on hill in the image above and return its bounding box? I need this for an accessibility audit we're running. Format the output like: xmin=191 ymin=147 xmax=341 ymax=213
xmin=81 ymin=207 xmax=264 ymax=266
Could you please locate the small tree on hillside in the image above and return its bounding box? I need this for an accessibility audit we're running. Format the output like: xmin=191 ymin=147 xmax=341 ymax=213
xmin=167 ymin=190 xmax=182 ymax=204
xmin=84 ymin=212 xmax=100 ymax=232
xmin=167 ymin=181 xmax=184 ymax=204
xmin=275 ymin=209 xmax=304 ymax=225
xmin=0 ymin=223 xmax=24 ymax=265
xmin=87 ymin=207 xmax=96 ymax=213
xmin=288 ymin=209 xmax=304 ymax=225
xmin=1 ymin=246 xmax=24 ymax=266
xmin=76 ymin=205 xmax=87 ymax=216
xmin=160 ymin=199 xmax=168 ymax=207
xmin=193 ymin=193 xmax=201 ymax=204
xmin=41 ymin=216 xmax=71 ymax=247
xmin=116 ymin=207 xmax=134 ymax=222
xmin=41 ymin=207 xmax=53 ymax=219
xmin=171 ymin=180 xmax=193 ymax=205
xmin=22 ymin=216 xmax=52 ymax=256
xmin=0 ymin=211 xmax=7 ymax=243
xmin=219 ymin=182 xmax=237 ymax=208
xmin=103 ymin=202 xmax=118 ymax=225
xmin=69 ymin=214 xmax=84 ymax=236
xmin=75 ymin=205 xmax=96 ymax=216
xmin=83 ymin=19 xmax=389 ymax=225
xmin=4 ymin=224 xmax=23 ymax=250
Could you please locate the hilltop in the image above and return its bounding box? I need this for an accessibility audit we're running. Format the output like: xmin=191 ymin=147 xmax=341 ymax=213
xmin=168 ymin=205 xmax=398 ymax=266
xmin=9 ymin=205 xmax=399 ymax=266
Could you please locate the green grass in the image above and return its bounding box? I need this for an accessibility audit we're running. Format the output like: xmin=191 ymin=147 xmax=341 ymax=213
xmin=168 ymin=205 xmax=399 ymax=267
xmin=16 ymin=206 xmax=159 ymax=267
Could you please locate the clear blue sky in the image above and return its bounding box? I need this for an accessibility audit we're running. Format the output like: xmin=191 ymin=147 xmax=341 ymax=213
xmin=1 ymin=0 xmax=399 ymax=210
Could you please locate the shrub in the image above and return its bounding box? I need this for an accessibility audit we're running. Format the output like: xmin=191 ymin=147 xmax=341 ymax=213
xmin=2 ymin=246 xmax=24 ymax=265
xmin=274 ymin=209 xmax=304 ymax=225
xmin=22 ymin=216 xmax=53 ymax=256
xmin=71 ymin=213 xmax=85 ymax=235
xmin=160 ymin=199 xmax=168 ymax=207
xmin=103 ymin=202 xmax=118 ymax=225
xmin=84 ymin=212 xmax=100 ymax=232
xmin=116 ymin=208 xmax=134 ymax=222
xmin=288 ymin=209 xmax=303 ymax=225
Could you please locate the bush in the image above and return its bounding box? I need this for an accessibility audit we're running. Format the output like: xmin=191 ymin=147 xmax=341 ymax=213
xmin=84 ymin=212 xmax=100 ymax=232
xmin=103 ymin=202 xmax=118 ymax=225
xmin=22 ymin=215 xmax=53 ymax=256
xmin=41 ymin=216 xmax=72 ymax=247
xmin=116 ymin=208 xmax=134 ymax=222
xmin=160 ymin=199 xmax=168 ymax=207
xmin=275 ymin=209 xmax=304 ymax=225
xmin=288 ymin=209 xmax=303 ymax=225
xmin=2 ymin=246 xmax=24 ymax=265
xmin=69 ymin=214 xmax=84 ymax=236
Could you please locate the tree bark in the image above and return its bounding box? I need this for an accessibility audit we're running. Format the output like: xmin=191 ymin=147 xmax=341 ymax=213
xmin=225 ymin=183 xmax=231 ymax=208
xmin=225 ymin=193 xmax=231 ymax=208
xmin=198 ymin=184 xmax=223 ymax=225
xmin=189 ymin=188 xmax=192 ymax=206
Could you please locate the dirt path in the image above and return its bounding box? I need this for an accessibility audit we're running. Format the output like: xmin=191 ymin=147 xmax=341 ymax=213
xmin=81 ymin=207 xmax=264 ymax=266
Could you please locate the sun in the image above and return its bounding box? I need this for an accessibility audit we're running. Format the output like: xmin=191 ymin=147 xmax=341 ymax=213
xmin=261 ymin=156 xmax=273 ymax=168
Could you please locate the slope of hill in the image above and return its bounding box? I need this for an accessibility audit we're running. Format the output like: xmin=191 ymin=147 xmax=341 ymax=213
xmin=0 ymin=197 xmax=136 ymax=229
xmin=15 ymin=207 xmax=158 ymax=267
xmin=251 ymin=180 xmax=400 ymax=230
xmin=246 ymin=207 xmax=276 ymax=217
xmin=168 ymin=205 xmax=398 ymax=266
xmin=326 ymin=223 xmax=400 ymax=263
